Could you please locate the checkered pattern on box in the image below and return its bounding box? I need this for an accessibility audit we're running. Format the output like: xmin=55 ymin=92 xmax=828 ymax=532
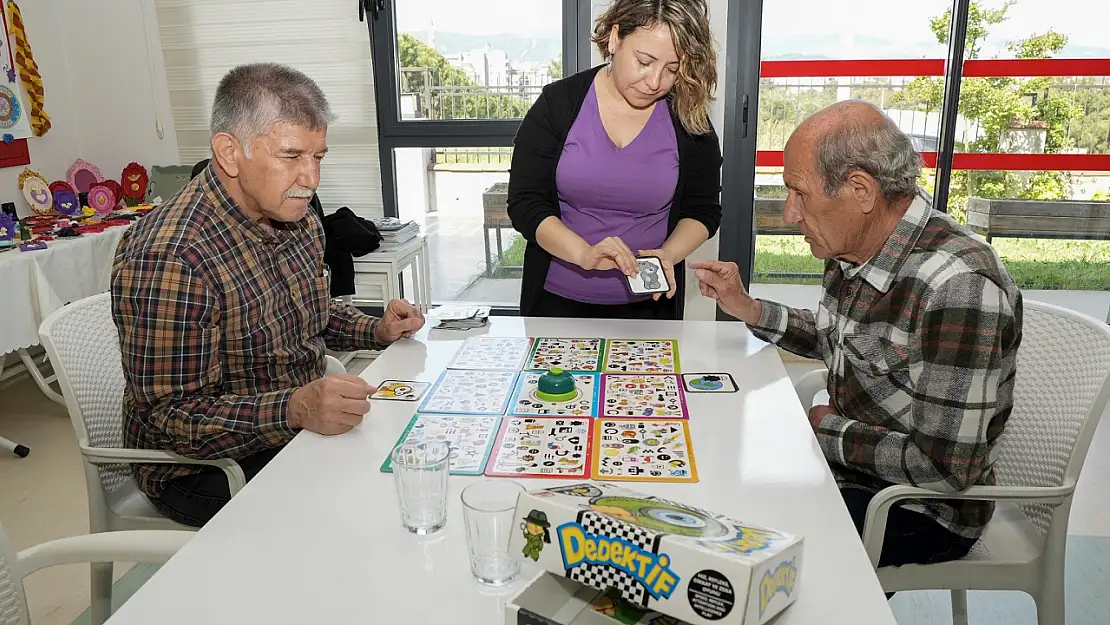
xmin=567 ymin=510 xmax=662 ymax=607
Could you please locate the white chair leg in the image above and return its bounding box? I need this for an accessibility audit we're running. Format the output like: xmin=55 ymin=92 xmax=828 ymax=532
xmin=1036 ymin=577 xmax=1065 ymax=625
xmin=951 ymin=589 xmax=968 ymax=625
xmin=90 ymin=561 xmax=113 ymax=625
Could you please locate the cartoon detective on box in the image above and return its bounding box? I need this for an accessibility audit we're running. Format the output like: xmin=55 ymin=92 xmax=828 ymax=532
xmin=521 ymin=510 xmax=552 ymax=561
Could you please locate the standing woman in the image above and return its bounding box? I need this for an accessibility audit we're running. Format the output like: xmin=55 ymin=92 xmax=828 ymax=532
xmin=507 ymin=0 xmax=722 ymax=320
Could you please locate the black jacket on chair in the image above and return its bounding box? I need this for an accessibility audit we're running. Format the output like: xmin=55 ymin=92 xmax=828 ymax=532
xmin=190 ymin=159 xmax=381 ymax=297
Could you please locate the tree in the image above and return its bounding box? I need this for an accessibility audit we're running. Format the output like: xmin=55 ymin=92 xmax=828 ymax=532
xmin=892 ymin=1 xmax=1079 ymax=217
xmin=549 ymin=56 xmax=562 ymax=79
xmin=397 ymin=33 xmax=530 ymax=120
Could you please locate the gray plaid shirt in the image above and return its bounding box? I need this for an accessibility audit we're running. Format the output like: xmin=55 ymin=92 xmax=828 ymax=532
xmin=749 ymin=197 xmax=1023 ymax=539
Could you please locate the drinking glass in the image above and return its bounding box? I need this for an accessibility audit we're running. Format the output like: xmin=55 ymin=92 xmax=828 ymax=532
xmin=461 ymin=479 xmax=526 ymax=586
xmin=391 ymin=440 xmax=450 ymax=534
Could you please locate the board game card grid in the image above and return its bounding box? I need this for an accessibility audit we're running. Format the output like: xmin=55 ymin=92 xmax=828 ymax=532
xmin=601 ymin=339 xmax=681 ymax=374
xmin=416 ymin=369 xmax=518 ymax=416
xmin=523 ymin=337 xmax=608 ymax=372
xmin=591 ymin=418 xmax=698 ymax=483
xmin=508 ymin=371 xmax=601 ymax=418
xmin=484 ymin=416 xmax=595 ymax=479
xmin=599 ymin=373 xmax=689 ymax=420
xmin=446 ymin=336 xmax=534 ymax=371
xmin=379 ymin=413 xmax=501 ymax=475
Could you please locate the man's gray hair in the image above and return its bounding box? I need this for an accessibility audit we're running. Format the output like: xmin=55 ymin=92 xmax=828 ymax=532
xmin=815 ymin=101 xmax=922 ymax=202
xmin=210 ymin=63 xmax=334 ymax=156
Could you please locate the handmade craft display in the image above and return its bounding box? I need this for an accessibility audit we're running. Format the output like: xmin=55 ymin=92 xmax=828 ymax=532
xmin=0 ymin=212 xmax=14 ymax=246
xmin=66 ymin=159 xmax=104 ymax=194
xmin=18 ymin=167 xmax=51 ymax=215
xmin=603 ymin=339 xmax=680 ymax=374
xmin=380 ymin=413 xmax=500 ymax=475
xmin=121 ymin=162 xmax=149 ymax=206
xmin=0 ymin=1 xmax=34 ymax=139
xmin=87 ymin=182 xmax=118 ymax=214
xmin=49 ymin=181 xmax=79 ymax=216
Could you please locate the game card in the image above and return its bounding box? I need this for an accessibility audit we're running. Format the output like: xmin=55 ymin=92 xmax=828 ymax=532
xmin=447 ymin=337 xmax=534 ymax=370
xmin=380 ymin=413 xmax=500 ymax=475
xmin=592 ymin=419 xmax=697 ymax=482
xmin=600 ymin=374 xmax=688 ymax=419
xmin=509 ymin=372 xmax=601 ymax=417
xmin=485 ymin=417 xmax=594 ymax=479
xmin=418 ymin=369 xmax=517 ymax=415
xmin=525 ymin=338 xmax=606 ymax=372
xmin=627 ymin=256 xmax=670 ymax=295
xmin=681 ymin=372 xmax=739 ymax=393
xmin=602 ymin=339 xmax=680 ymax=374
xmin=371 ymin=380 xmax=431 ymax=401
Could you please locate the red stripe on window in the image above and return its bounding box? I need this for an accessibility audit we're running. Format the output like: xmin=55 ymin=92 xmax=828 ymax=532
xmin=755 ymin=151 xmax=1110 ymax=172
xmin=758 ymin=58 xmax=1110 ymax=79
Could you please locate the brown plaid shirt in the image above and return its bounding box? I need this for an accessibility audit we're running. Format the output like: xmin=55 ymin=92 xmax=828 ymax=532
xmin=749 ymin=196 xmax=1022 ymax=539
xmin=111 ymin=165 xmax=386 ymax=498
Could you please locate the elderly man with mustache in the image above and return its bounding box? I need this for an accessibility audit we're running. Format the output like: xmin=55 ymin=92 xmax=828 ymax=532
xmin=110 ymin=63 xmax=424 ymax=527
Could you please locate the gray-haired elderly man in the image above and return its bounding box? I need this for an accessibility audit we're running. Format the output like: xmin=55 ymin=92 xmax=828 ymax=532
xmin=693 ymin=100 xmax=1022 ymax=569
xmin=111 ymin=63 xmax=424 ymax=527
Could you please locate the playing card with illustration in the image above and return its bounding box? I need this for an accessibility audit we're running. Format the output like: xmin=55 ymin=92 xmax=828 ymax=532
xmin=600 ymin=374 xmax=688 ymax=419
xmin=485 ymin=417 xmax=594 ymax=478
xmin=602 ymin=339 xmax=680 ymax=374
xmin=380 ymin=413 xmax=500 ymax=475
xmin=592 ymin=419 xmax=697 ymax=482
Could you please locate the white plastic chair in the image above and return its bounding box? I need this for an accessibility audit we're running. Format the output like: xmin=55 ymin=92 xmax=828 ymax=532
xmin=0 ymin=520 xmax=192 ymax=625
xmin=37 ymin=293 xmax=347 ymax=624
xmin=795 ymin=300 xmax=1110 ymax=625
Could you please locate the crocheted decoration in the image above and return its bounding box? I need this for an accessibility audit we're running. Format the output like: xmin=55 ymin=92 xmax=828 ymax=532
xmin=121 ymin=162 xmax=148 ymax=206
xmin=18 ymin=167 xmax=51 ymax=215
xmin=6 ymin=1 xmax=48 ymax=136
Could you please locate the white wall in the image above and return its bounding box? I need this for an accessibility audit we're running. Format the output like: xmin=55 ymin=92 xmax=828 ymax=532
xmin=590 ymin=0 xmax=729 ymax=320
xmin=2 ymin=0 xmax=177 ymax=217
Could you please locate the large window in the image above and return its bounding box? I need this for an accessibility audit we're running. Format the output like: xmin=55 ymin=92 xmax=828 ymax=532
xmin=365 ymin=0 xmax=590 ymax=308
xmin=722 ymin=0 xmax=1109 ymax=319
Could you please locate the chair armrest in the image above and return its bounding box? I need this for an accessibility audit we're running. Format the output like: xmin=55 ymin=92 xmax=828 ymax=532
xmin=17 ymin=530 xmax=193 ymax=577
xmin=793 ymin=368 xmax=828 ymax=409
xmin=860 ymin=483 xmax=1073 ymax=567
xmin=79 ymin=446 xmax=246 ymax=497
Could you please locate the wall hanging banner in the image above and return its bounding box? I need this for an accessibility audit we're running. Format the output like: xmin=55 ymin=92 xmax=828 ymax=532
xmin=5 ymin=1 xmax=44 ymax=138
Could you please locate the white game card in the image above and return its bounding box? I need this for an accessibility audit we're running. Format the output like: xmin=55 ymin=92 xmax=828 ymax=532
xmin=447 ymin=337 xmax=534 ymax=370
xmin=602 ymin=339 xmax=680 ymax=374
xmin=371 ymin=380 xmax=431 ymax=401
xmin=592 ymin=419 xmax=697 ymax=482
xmin=485 ymin=417 xmax=594 ymax=478
xmin=681 ymin=372 xmax=739 ymax=393
xmin=509 ymin=372 xmax=601 ymax=417
xmin=418 ymin=369 xmax=518 ymax=415
xmin=627 ymin=256 xmax=670 ymax=295
xmin=600 ymin=374 xmax=688 ymax=419
xmin=525 ymin=338 xmax=605 ymax=372
xmin=381 ymin=413 xmax=500 ymax=475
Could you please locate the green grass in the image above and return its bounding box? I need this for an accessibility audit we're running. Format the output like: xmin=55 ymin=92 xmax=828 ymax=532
xmin=496 ymin=229 xmax=1110 ymax=291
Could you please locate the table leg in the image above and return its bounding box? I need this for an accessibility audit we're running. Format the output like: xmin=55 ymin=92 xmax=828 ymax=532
xmin=421 ymin=247 xmax=432 ymax=312
xmin=483 ymin=226 xmax=493 ymax=277
xmin=17 ymin=348 xmax=65 ymax=405
xmin=495 ymin=227 xmax=504 ymax=268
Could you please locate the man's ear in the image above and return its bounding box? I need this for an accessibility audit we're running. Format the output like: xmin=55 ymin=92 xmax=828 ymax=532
xmin=847 ymin=171 xmax=879 ymax=215
xmin=211 ymin=133 xmax=242 ymax=178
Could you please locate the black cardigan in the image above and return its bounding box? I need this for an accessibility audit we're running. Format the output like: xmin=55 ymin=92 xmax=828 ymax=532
xmin=506 ymin=65 xmax=723 ymax=318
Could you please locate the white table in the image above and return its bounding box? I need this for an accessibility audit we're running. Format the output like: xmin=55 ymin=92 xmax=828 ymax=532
xmin=104 ymin=318 xmax=895 ymax=625
xmin=0 ymin=226 xmax=128 ymax=404
xmin=352 ymin=235 xmax=431 ymax=312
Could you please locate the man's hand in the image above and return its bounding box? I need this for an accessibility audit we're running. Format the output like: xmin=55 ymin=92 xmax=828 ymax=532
xmin=374 ymin=299 xmax=425 ymax=344
xmin=289 ymin=374 xmax=375 ymax=435
xmin=808 ymin=404 xmax=836 ymax=431
xmin=689 ymin=260 xmax=761 ymax=323
xmin=578 ymin=236 xmax=639 ymax=277
xmin=638 ymin=249 xmax=677 ymax=300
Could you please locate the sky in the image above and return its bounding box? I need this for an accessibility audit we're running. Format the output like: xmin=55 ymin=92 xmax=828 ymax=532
xmin=395 ymin=0 xmax=1109 ymax=55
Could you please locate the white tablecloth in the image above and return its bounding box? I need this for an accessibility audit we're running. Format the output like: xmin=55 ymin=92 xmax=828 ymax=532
xmin=0 ymin=226 xmax=128 ymax=355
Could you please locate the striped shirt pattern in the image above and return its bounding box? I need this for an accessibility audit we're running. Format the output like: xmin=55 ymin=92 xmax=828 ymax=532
xmin=749 ymin=197 xmax=1023 ymax=539
xmin=111 ymin=165 xmax=385 ymax=498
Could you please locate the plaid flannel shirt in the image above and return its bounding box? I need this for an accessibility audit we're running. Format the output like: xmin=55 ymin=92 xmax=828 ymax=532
xmin=111 ymin=164 xmax=387 ymax=498
xmin=749 ymin=196 xmax=1022 ymax=539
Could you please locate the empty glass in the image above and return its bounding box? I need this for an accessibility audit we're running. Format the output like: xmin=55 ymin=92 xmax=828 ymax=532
xmin=391 ymin=441 xmax=450 ymax=535
xmin=461 ymin=479 xmax=526 ymax=586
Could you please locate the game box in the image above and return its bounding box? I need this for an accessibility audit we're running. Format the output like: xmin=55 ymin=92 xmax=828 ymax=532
xmin=508 ymin=483 xmax=803 ymax=625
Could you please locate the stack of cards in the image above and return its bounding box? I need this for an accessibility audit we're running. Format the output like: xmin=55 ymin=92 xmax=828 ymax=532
xmin=432 ymin=305 xmax=491 ymax=330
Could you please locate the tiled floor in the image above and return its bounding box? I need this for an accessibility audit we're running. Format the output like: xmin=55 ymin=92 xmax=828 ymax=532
xmin=2 ymin=350 xmax=1108 ymax=624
